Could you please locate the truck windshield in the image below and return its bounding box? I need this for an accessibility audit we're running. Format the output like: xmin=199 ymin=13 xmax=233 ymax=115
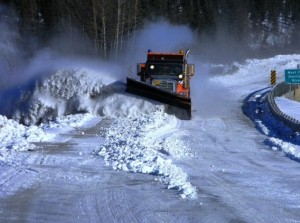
xmin=146 ymin=63 xmax=183 ymax=76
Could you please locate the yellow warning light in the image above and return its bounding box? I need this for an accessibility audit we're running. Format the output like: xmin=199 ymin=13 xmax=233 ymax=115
xmin=179 ymin=50 xmax=184 ymax=54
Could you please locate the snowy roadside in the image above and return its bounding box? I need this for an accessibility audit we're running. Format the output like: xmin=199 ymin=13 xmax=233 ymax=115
xmin=271 ymin=96 xmax=300 ymax=160
xmin=0 ymin=106 xmax=198 ymax=199
xmin=0 ymin=113 xmax=99 ymax=163
xmin=210 ymin=54 xmax=300 ymax=162
xmin=0 ymin=115 xmax=54 ymax=162
xmin=244 ymin=88 xmax=300 ymax=161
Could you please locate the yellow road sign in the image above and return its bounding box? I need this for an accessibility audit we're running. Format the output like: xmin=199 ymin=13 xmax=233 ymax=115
xmin=271 ymin=70 xmax=276 ymax=85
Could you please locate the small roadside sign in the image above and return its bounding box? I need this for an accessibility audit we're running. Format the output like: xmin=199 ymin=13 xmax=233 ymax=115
xmin=270 ymin=70 xmax=276 ymax=85
xmin=285 ymin=69 xmax=300 ymax=84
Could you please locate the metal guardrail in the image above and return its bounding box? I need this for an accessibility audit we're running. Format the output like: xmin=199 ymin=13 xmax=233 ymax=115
xmin=267 ymin=82 xmax=300 ymax=131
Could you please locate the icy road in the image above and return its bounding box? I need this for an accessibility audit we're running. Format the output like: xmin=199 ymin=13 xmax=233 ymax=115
xmin=1 ymin=55 xmax=300 ymax=223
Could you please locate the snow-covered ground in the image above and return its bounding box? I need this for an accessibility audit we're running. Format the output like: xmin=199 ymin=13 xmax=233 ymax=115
xmin=1 ymin=54 xmax=300 ymax=222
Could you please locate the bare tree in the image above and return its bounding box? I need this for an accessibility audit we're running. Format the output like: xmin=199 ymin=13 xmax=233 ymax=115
xmin=101 ymin=3 xmax=107 ymax=60
xmin=92 ymin=0 xmax=100 ymax=54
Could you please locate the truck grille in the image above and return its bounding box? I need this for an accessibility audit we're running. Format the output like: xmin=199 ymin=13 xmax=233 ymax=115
xmin=152 ymin=79 xmax=176 ymax=92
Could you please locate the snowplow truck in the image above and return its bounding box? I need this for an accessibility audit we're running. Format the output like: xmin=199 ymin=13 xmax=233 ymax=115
xmin=126 ymin=49 xmax=195 ymax=120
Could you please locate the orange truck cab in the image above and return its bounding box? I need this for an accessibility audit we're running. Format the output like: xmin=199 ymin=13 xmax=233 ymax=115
xmin=137 ymin=50 xmax=195 ymax=98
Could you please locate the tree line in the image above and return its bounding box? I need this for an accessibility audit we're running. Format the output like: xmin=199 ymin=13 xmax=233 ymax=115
xmin=2 ymin=0 xmax=300 ymax=60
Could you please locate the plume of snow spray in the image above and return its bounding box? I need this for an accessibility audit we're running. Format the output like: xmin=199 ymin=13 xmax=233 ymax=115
xmin=0 ymin=17 xmax=235 ymax=124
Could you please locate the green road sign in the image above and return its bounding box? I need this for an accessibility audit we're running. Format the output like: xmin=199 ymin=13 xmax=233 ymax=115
xmin=285 ymin=69 xmax=300 ymax=84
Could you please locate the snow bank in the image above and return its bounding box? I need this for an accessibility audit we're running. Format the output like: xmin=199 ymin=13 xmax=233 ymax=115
xmin=243 ymin=84 xmax=300 ymax=161
xmin=0 ymin=115 xmax=55 ymax=161
xmin=212 ymin=54 xmax=300 ymax=93
xmin=99 ymin=109 xmax=197 ymax=199
xmin=0 ymin=112 xmax=101 ymax=164
xmin=266 ymin=137 xmax=300 ymax=160
xmin=9 ymin=68 xmax=162 ymax=125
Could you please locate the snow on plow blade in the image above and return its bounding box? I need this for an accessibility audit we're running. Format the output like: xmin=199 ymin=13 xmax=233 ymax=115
xmin=126 ymin=78 xmax=191 ymax=120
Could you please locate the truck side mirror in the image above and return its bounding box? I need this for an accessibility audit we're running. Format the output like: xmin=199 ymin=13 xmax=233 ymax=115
xmin=186 ymin=64 xmax=195 ymax=76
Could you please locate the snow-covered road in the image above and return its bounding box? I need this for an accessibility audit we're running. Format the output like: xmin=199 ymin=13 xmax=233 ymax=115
xmin=1 ymin=55 xmax=300 ymax=222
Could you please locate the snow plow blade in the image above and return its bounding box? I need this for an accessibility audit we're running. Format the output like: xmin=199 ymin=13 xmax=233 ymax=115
xmin=126 ymin=78 xmax=191 ymax=120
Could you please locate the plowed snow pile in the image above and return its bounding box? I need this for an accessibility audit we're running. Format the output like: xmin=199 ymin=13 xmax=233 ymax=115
xmin=99 ymin=108 xmax=197 ymax=199
xmin=0 ymin=113 xmax=99 ymax=163
xmin=0 ymin=115 xmax=55 ymax=162
xmin=11 ymin=69 xmax=161 ymax=125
